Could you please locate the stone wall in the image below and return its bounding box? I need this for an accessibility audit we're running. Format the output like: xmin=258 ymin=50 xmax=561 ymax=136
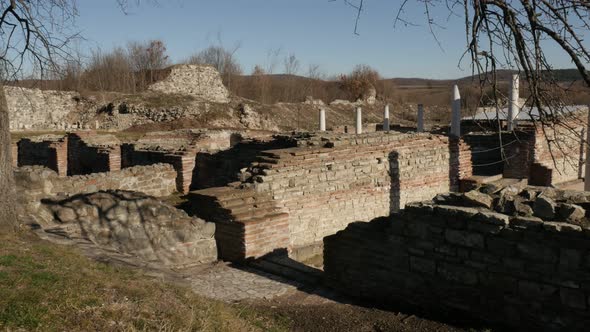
xmin=148 ymin=65 xmax=230 ymax=103
xmin=15 ymin=164 xmax=177 ymax=199
xmin=194 ymin=136 xmax=297 ymax=189
xmin=324 ymin=188 xmax=590 ymax=331
xmin=192 ymin=132 xmax=472 ymax=261
xmin=42 ymin=191 xmax=217 ymax=267
xmin=17 ymin=134 xmax=68 ymax=176
xmin=5 ymin=86 xmax=80 ymax=130
xmin=67 ymin=132 xmax=121 ymax=175
xmin=121 ymin=129 xmax=241 ymax=193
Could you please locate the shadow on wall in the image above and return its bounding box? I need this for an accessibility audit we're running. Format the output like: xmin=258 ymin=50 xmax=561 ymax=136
xmin=388 ymin=151 xmax=401 ymax=213
xmin=40 ymin=190 xmax=217 ymax=267
xmin=18 ymin=140 xmax=57 ymax=169
xmin=448 ymin=138 xmax=460 ymax=192
xmin=192 ymin=138 xmax=297 ymax=190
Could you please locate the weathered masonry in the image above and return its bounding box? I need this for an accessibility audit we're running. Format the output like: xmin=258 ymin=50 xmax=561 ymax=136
xmin=16 ymin=164 xmax=177 ymax=199
xmin=192 ymin=131 xmax=472 ymax=261
xmin=17 ymin=134 xmax=68 ymax=176
xmin=324 ymin=189 xmax=590 ymax=331
xmin=463 ymin=109 xmax=588 ymax=186
xmin=68 ymin=132 xmax=121 ymax=175
xmin=14 ymin=129 xmax=278 ymax=194
xmin=121 ymin=129 xmax=246 ymax=193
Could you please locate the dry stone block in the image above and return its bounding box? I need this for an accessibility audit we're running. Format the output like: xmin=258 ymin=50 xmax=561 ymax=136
xmin=557 ymin=203 xmax=585 ymax=222
xmin=463 ymin=190 xmax=493 ymax=209
xmin=533 ymin=195 xmax=556 ymax=219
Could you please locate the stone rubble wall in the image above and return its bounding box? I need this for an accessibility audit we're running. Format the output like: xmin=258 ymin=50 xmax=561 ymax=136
xmin=5 ymin=86 xmax=81 ymax=130
xmin=15 ymin=164 xmax=177 ymax=200
xmin=324 ymin=198 xmax=590 ymax=331
xmin=148 ymin=64 xmax=230 ymax=103
xmin=193 ymin=132 xmax=472 ymax=261
xmin=42 ymin=191 xmax=217 ymax=267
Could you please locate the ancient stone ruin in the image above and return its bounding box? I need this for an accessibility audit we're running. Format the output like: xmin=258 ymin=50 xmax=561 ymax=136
xmin=43 ymin=190 xmax=217 ymax=267
xmin=148 ymin=64 xmax=230 ymax=103
xmin=9 ymin=68 xmax=590 ymax=330
xmin=324 ymin=185 xmax=590 ymax=330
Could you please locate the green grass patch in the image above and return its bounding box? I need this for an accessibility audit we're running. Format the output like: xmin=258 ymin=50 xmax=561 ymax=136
xmin=0 ymin=232 xmax=290 ymax=331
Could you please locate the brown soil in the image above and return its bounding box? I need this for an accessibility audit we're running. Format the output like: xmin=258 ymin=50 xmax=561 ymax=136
xmin=248 ymin=287 xmax=495 ymax=332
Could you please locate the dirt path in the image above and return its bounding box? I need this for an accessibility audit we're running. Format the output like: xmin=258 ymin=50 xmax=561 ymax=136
xmin=245 ymin=286 xmax=491 ymax=332
xmin=35 ymin=229 xmax=492 ymax=331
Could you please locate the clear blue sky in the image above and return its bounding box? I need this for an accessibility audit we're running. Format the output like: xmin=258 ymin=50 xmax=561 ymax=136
xmin=74 ymin=0 xmax=575 ymax=79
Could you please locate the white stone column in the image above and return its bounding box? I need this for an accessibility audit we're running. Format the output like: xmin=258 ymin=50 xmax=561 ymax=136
xmin=451 ymin=85 xmax=461 ymax=137
xmin=319 ymin=109 xmax=326 ymax=132
xmin=417 ymin=104 xmax=424 ymax=133
xmin=584 ymin=107 xmax=590 ymax=191
xmin=355 ymin=107 xmax=362 ymax=134
xmin=95 ymin=120 xmax=100 ymax=130
xmin=383 ymin=104 xmax=390 ymax=132
xmin=508 ymin=74 xmax=520 ymax=131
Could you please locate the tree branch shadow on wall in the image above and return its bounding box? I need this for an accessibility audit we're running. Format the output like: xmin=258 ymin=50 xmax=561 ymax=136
xmin=39 ymin=190 xmax=183 ymax=266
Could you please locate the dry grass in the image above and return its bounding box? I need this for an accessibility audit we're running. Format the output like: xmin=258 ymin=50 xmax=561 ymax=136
xmin=0 ymin=232 xmax=289 ymax=332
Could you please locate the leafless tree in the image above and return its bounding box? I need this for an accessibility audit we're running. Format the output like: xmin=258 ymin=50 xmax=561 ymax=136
xmin=127 ymin=39 xmax=169 ymax=89
xmin=0 ymin=0 xmax=79 ymax=231
xmin=283 ymin=53 xmax=300 ymax=75
xmin=187 ymin=44 xmax=242 ymax=90
xmin=339 ymin=0 xmax=590 ymax=169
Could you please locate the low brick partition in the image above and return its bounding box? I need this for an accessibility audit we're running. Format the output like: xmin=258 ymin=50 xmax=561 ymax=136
xmin=192 ymin=131 xmax=472 ymax=261
xmin=17 ymin=134 xmax=68 ymax=176
xmin=466 ymin=110 xmax=588 ymax=186
xmin=324 ymin=189 xmax=590 ymax=331
xmin=67 ymin=131 xmax=121 ymax=175
xmin=463 ymin=132 xmax=530 ymax=176
xmin=121 ymin=129 xmax=237 ymax=193
xmin=15 ymin=163 xmax=177 ymax=198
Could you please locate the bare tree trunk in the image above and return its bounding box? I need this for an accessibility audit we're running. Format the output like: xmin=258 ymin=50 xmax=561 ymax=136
xmin=0 ymin=86 xmax=17 ymax=232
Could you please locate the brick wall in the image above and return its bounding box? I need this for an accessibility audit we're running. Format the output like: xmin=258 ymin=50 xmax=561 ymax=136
xmin=324 ymin=204 xmax=590 ymax=331
xmin=531 ymin=119 xmax=586 ymax=185
xmin=193 ymin=132 xmax=472 ymax=261
xmin=67 ymin=132 xmax=121 ymax=175
xmin=121 ymin=130 xmax=239 ymax=193
xmin=17 ymin=135 xmax=68 ymax=176
xmin=463 ymin=132 xmax=530 ymax=176
xmin=122 ymin=145 xmax=195 ymax=194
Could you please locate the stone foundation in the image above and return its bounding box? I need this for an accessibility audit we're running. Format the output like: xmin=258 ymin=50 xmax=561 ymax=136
xmin=15 ymin=164 xmax=177 ymax=199
xmin=192 ymin=131 xmax=472 ymax=261
xmin=324 ymin=187 xmax=590 ymax=331
xmin=42 ymin=191 xmax=217 ymax=267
